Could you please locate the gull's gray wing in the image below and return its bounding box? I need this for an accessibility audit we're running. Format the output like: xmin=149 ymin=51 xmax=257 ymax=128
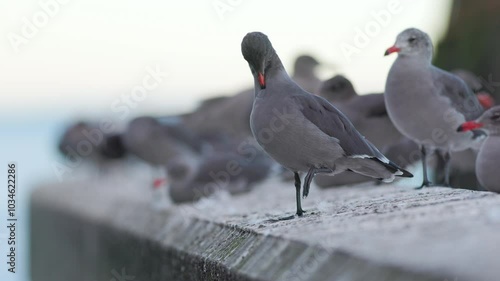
xmin=292 ymin=94 xmax=380 ymax=157
xmin=291 ymin=93 xmax=412 ymax=176
xmin=432 ymin=67 xmax=484 ymax=120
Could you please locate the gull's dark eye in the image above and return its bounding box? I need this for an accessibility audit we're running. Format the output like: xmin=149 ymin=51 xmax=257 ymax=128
xmin=408 ymin=37 xmax=416 ymax=43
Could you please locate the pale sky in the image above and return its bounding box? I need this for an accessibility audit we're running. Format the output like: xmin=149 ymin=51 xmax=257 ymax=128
xmin=0 ymin=0 xmax=452 ymax=117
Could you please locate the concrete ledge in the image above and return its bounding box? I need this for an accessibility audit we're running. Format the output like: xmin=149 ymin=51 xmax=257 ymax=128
xmin=30 ymin=177 xmax=500 ymax=281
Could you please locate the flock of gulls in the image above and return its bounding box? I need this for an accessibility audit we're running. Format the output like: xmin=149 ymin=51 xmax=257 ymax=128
xmin=58 ymin=28 xmax=500 ymax=218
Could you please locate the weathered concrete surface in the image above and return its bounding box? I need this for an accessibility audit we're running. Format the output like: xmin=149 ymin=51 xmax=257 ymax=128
xmin=31 ymin=176 xmax=500 ymax=281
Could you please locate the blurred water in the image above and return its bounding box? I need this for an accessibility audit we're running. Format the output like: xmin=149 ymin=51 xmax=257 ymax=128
xmin=0 ymin=114 xmax=67 ymax=281
xmin=0 ymin=91 xmax=196 ymax=281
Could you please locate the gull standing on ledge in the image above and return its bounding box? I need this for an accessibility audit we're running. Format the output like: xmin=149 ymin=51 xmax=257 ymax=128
xmin=241 ymin=32 xmax=413 ymax=218
xmin=384 ymin=28 xmax=484 ymax=188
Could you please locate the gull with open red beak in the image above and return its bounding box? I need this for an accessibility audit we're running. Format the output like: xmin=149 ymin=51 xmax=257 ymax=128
xmin=384 ymin=28 xmax=485 ymax=188
xmin=457 ymin=106 xmax=500 ymax=192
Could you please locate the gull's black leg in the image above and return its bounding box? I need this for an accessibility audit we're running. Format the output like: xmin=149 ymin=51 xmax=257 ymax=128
xmin=303 ymin=167 xmax=315 ymax=198
xmin=267 ymin=170 xmax=333 ymax=223
xmin=442 ymin=150 xmax=451 ymax=187
xmin=303 ymin=168 xmax=332 ymax=198
xmin=295 ymin=172 xmax=305 ymax=216
xmin=433 ymin=151 xmax=445 ymax=185
xmin=416 ymin=145 xmax=432 ymax=189
xmin=267 ymin=172 xmax=304 ymax=221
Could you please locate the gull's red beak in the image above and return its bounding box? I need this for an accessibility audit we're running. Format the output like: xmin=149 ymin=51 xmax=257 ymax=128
xmin=384 ymin=46 xmax=401 ymax=56
xmin=477 ymin=92 xmax=495 ymax=109
xmin=457 ymin=121 xmax=484 ymax=132
xmin=258 ymin=72 xmax=266 ymax=89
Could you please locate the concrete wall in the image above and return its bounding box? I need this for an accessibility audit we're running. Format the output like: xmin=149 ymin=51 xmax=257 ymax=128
xmin=30 ymin=179 xmax=500 ymax=281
